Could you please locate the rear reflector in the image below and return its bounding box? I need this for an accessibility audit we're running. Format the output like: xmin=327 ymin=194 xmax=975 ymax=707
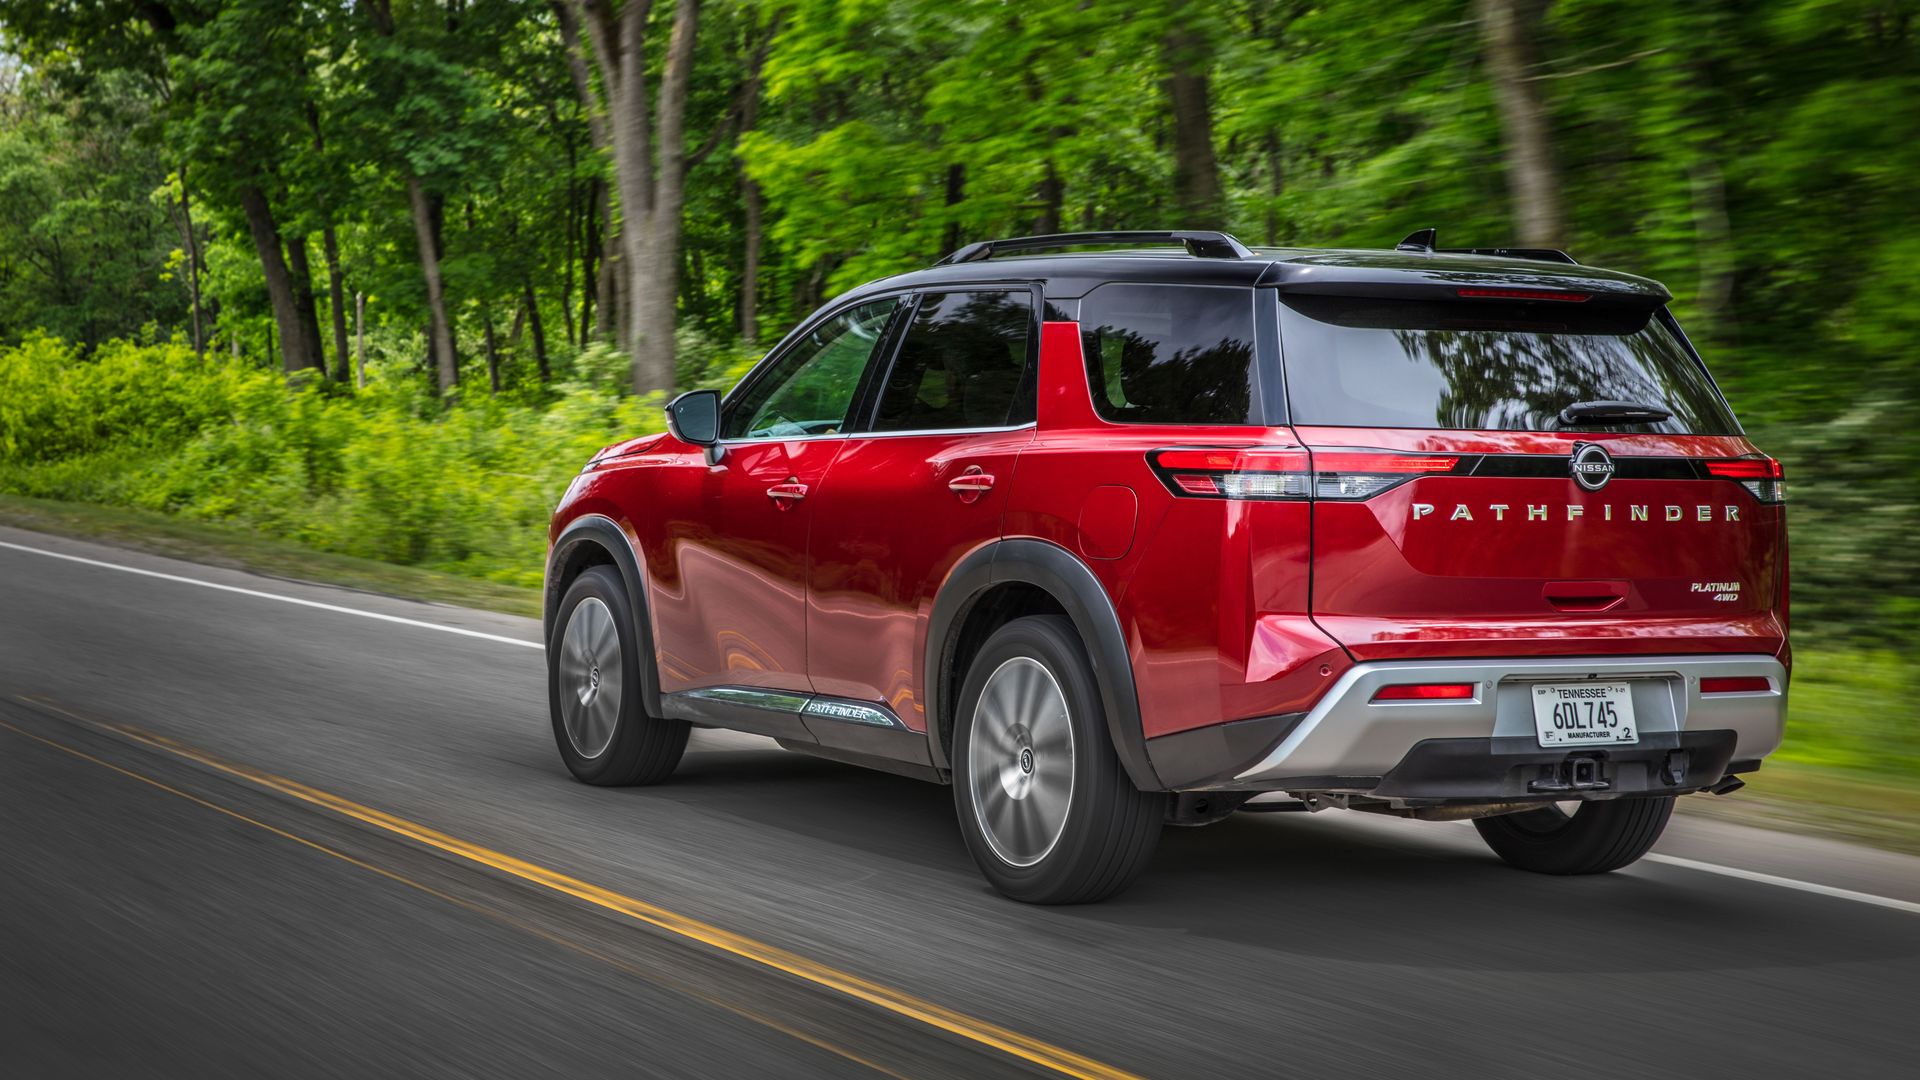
xmin=1456 ymin=287 xmax=1590 ymax=303
xmin=1150 ymin=447 xmax=1459 ymax=502
xmin=1371 ymin=683 xmax=1475 ymax=702
xmin=1701 ymin=676 xmax=1772 ymax=695
xmin=1704 ymin=457 xmax=1786 ymax=504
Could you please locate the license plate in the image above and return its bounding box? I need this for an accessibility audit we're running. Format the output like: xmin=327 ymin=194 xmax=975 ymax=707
xmin=1531 ymin=683 xmax=1639 ymax=747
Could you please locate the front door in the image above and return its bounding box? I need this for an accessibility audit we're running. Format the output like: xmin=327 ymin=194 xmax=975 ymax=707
xmin=650 ymin=296 xmax=904 ymax=695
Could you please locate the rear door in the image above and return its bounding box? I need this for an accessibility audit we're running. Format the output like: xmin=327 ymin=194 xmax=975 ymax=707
xmin=805 ymin=287 xmax=1038 ymax=731
xmin=1277 ymin=289 xmax=1787 ymax=660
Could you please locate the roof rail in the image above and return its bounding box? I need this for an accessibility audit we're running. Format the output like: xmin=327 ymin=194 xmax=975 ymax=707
xmin=1395 ymin=227 xmax=1577 ymax=265
xmin=937 ymin=230 xmax=1253 ymax=266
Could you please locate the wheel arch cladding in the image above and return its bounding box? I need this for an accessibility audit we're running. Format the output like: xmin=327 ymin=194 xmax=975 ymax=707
xmin=545 ymin=514 xmax=663 ymax=717
xmin=925 ymin=538 xmax=1165 ymax=791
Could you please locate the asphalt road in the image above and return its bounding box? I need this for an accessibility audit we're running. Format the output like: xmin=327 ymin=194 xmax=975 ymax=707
xmin=2 ymin=523 xmax=1915 ymax=1079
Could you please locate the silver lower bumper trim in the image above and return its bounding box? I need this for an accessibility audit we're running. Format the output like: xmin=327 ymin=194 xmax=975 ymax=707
xmin=1230 ymin=654 xmax=1787 ymax=788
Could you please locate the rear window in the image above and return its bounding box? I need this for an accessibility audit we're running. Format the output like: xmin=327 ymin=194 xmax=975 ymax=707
xmin=873 ymin=289 xmax=1034 ymax=431
xmin=1278 ymin=295 xmax=1738 ymax=434
xmin=1080 ymin=284 xmax=1259 ymax=425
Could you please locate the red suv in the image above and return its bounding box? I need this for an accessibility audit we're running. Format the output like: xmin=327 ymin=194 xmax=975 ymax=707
xmin=545 ymin=230 xmax=1788 ymax=904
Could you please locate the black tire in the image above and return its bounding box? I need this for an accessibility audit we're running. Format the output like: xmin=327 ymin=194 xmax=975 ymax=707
xmin=1473 ymin=796 xmax=1675 ymax=875
xmin=951 ymin=615 xmax=1164 ymax=904
xmin=548 ymin=565 xmax=688 ymax=786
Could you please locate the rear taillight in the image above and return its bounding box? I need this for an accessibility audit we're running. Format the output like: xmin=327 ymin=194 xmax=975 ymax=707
xmin=1704 ymin=457 xmax=1786 ymax=504
xmin=1371 ymin=683 xmax=1476 ymax=702
xmin=1149 ymin=448 xmax=1458 ymax=501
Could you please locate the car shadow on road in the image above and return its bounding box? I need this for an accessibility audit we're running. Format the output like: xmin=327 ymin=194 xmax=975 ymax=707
xmin=619 ymin=742 xmax=1920 ymax=974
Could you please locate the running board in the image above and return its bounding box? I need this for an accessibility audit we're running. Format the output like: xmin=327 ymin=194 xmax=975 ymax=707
xmin=662 ymin=686 xmax=933 ymax=770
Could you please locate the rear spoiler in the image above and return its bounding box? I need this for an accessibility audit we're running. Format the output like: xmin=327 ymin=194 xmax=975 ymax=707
xmin=1395 ymin=228 xmax=1577 ymax=265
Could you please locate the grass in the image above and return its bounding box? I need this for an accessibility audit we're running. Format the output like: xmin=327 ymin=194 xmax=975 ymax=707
xmin=0 ymin=492 xmax=542 ymax=619
xmin=3 ymin=492 xmax=1913 ymax=855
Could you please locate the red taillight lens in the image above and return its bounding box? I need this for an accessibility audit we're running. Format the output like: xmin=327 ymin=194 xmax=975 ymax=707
xmin=1150 ymin=448 xmax=1459 ymax=501
xmin=1704 ymin=457 xmax=1786 ymax=504
xmin=1701 ymin=676 xmax=1772 ymax=695
xmin=1309 ymin=451 xmax=1459 ymax=500
xmin=1456 ymin=287 xmax=1590 ymax=303
xmin=1149 ymin=447 xmax=1312 ymax=500
xmin=1371 ymin=683 xmax=1475 ymax=702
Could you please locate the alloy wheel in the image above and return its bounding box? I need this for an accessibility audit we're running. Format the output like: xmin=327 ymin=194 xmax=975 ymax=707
xmin=968 ymin=656 xmax=1076 ymax=867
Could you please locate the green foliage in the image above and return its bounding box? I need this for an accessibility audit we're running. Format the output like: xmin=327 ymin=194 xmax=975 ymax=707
xmin=0 ymin=0 xmax=1916 ymax=656
xmin=0 ymin=335 xmax=665 ymax=585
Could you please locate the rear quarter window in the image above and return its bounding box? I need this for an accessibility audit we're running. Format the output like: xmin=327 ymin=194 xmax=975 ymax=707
xmin=1080 ymin=283 xmax=1260 ymax=425
xmin=1278 ymin=294 xmax=1737 ymax=434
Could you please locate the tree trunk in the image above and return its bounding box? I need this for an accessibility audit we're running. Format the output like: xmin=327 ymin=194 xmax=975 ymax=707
xmin=736 ymin=19 xmax=773 ymax=345
xmin=576 ymin=0 xmax=703 ymax=395
xmin=941 ymin=163 xmax=966 ymax=258
xmin=1161 ymin=21 xmax=1223 ymax=228
xmin=562 ymin=169 xmax=578 ymax=347
xmin=305 ymin=101 xmax=352 ymax=382
xmin=237 ymin=182 xmax=317 ymax=375
xmin=322 ymin=223 xmax=351 ymax=383
xmin=581 ymin=180 xmax=600 ymax=342
xmin=172 ymin=171 xmax=206 ymax=356
xmin=1477 ymin=0 xmax=1564 ymax=247
xmin=1035 ymin=159 xmax=1063 ymax=235
xmin=482 ymin=311 xmax=502 ymax=393
xmin=524 ymin=281 xmax=551 ymax=381
xmin=407 ymin=176 xmax=458 ymax=393
xmin=740 ymin=172 xmax=762 ymax=344
xmin=354 ymin=291 xmax=367 ymax=388
xmin=1263 ymin=131 xmax=1284 ymax=245
xmin=286 ymin=234 xmax=328 ymax=375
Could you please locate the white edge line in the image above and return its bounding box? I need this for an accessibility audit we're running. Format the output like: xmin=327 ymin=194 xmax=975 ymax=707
xmin=1641 ymin=853 xmax=1920 ymax=915
xmin=0 ymin=540 xmax=542 ymax=650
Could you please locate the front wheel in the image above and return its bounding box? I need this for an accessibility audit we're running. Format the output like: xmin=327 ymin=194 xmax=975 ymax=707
xmin=1473 ymin=796 xmax=1674 ymax=875
xmin=549 ymin=565 xmax=689 ymax=786
xmin=951 ymin=615 xmax=1164 ymax=904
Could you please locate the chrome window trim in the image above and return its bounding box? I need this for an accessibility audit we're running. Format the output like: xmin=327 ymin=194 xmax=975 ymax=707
xmin=713 ymin=420 xmax=1037 ymax=449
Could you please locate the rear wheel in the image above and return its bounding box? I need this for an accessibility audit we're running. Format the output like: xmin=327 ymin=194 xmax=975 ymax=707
xmin=951 ymin=615 xmax=1163 ymax=904
xmin=549 ymin=566 xmax=688 ymax=786
xmin=1473 ymin=796 xmax=1674 ymax=875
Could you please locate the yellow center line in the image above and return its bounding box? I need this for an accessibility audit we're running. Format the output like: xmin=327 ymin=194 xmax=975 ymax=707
xmin=0 ymin=713 xmax=910 ymax=1079
xmin=19 ymin=701 xmax=1143 ymax=1080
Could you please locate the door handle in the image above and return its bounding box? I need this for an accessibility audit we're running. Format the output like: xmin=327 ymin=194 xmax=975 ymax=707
xmin=947 ymin=468 xmax=995 ymax=504
xmin=766 ymin=480 xmax=808 ymax=509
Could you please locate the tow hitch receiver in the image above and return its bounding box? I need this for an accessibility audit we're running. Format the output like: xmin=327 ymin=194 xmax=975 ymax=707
xmin=1529 ymin=754 xmax=1612 ymax=794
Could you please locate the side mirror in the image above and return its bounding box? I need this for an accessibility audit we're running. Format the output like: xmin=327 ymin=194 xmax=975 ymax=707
xmin=665 ymin=389 xmax=720 ymax=447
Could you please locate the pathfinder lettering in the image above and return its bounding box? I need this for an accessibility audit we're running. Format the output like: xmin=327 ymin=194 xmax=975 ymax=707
xmin=1411 ymin=503 xmax=1745 ymax=523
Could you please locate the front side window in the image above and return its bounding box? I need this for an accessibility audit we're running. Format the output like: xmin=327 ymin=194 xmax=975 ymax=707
xmin=724 ymin=298 xmax=901 ymax=439
xmin=1080 ymin=283 xmax=1261 ymax=425
xmin=871 ymin=290 xmax=1034 ymax=432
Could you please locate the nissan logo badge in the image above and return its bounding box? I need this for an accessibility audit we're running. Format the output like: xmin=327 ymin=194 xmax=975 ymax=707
xmin=1570 ymin=443 xmax=1616 ymax=492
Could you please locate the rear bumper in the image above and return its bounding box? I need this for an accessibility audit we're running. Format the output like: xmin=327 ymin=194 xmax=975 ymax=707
xmin=1151 ymin=653 xmax=1786 ymax=799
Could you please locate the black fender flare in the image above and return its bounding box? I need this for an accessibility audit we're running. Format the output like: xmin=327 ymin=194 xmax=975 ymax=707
xmin=544 ymin=513 xmax=664 ymax=719
xmin=924 ymin=538 xmax=1164 ymax=791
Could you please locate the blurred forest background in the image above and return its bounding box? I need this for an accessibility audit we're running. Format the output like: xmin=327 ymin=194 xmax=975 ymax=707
xmin=0 ymin=2 xmax=1914 ymax=800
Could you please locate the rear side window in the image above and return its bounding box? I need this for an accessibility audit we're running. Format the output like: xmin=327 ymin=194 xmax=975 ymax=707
xmin=1278 ymin=295 xmax=1737 ymax=434
xmin=1080 ymin=284 xmax=1259 ymax=425
xmin=872 ymin=290 xmax=1034 ymax=431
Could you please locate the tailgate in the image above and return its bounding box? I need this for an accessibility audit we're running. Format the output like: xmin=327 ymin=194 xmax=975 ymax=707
xmin=1301 ymin=429 xmax=1786 ymax=660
